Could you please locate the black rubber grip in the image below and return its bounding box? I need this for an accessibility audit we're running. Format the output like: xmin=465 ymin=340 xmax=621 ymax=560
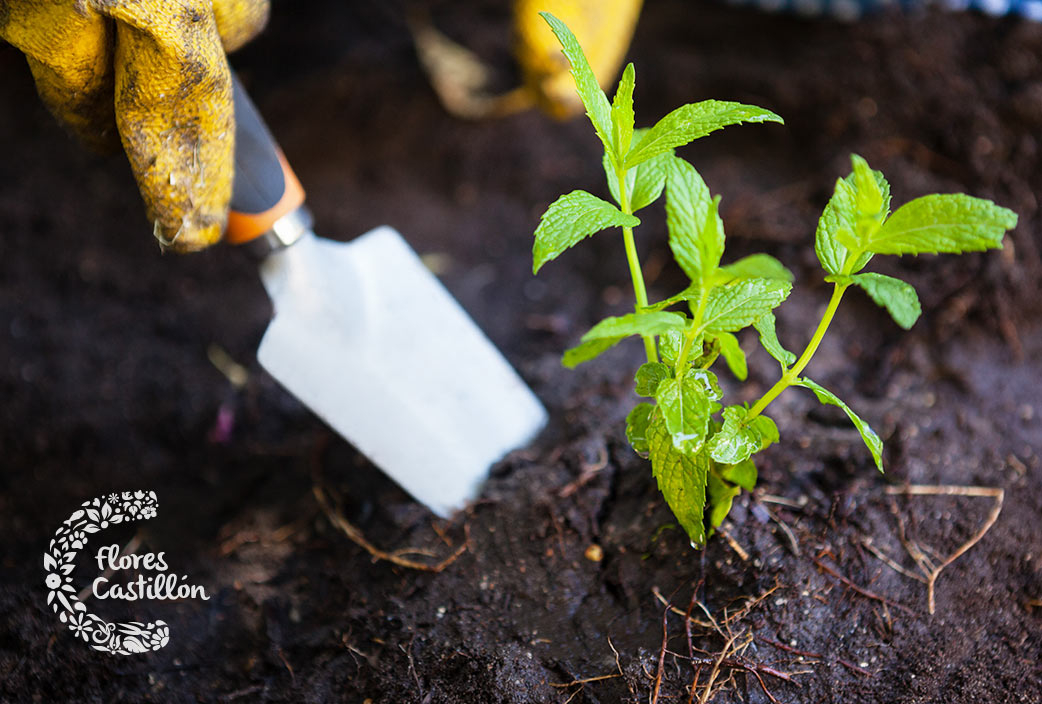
xmin=229 ymin=72 xmax=286 ymax=216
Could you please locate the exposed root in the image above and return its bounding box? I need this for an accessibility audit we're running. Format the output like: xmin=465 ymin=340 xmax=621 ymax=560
xmin=313 ymin=484 xmax=468 ymax=572
xmin=652 ymin=586 xmax=714 ymax=629
xmin=696 ymin=633 xmax=740 ymax=704
xmin=886 ymin=484 xmax=1004 ymax=614
xmin=648 ymin=583 xmax=798 ymax=704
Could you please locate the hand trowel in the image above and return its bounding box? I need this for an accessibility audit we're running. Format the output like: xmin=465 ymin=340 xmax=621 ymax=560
xmin=224 ymin=74 xmax=547 ymax=518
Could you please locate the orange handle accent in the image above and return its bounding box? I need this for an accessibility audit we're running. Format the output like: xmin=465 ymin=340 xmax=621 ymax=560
xmin=225 ymin=149 xmax=306 ymax=245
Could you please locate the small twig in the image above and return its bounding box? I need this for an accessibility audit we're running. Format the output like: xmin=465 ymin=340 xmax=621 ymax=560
xmin=759 ymin=636 xmax=870 ymax=679
xmin=697 ymin=633 xmax=739 ymax=704
xmin=758 ymin=494 xmax=805 ymax=509
xmin=889 ymin=497 xmax=936 ymax=577
xmin=276 ymin=647 xmax=295 ymax=681
xmin=886 ymin=484 xmax=1004 ymax=614
xmin=814 ymin=559 xmax=915 ymax=615
xmin=313 ymin=485 xmax=467 ymax=572
xmin=651 ymin=602 xmax=670 ymax=704
xmin=404 ymin=635 xmax=423 ymax=699
xmin=684 ymin=583 xmax=703 ymax=704
xmin=836 ymin=658 xmax=873 ymax=678
xmin=652 ymin=586 xmax=715 ymax=629
xmin=608 ymin=636 xmax=636 ymax=698
xmin=218 ymin=685 xmax=265 ymax=702
xmin=549 ymin=673 xmax=622 ymax=688
xmin=722 ymin=581 xmax=781 ymax=628
xmin=765 ymin=506 xmax=801 ymax=556
xmin=716 ymin=526 xmax=750 ymax=561
xmin=558 ymin=441 xmax=609 ymax=498
xmin=860 ymin=537 xmax=927 ymax=584
xmin=756 ymin=636 xmax=822 ymax=659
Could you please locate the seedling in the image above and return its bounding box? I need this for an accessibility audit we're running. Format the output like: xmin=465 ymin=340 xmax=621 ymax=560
xmin=532 ymin=13 xmax=1017 ymax=547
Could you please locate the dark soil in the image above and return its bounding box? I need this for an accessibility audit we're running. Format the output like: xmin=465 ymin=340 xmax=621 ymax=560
xmin=2 ymin=1 xmax=1041 ymax=702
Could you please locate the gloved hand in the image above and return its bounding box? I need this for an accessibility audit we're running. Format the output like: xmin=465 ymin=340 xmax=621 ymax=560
xmin=411 ymin=0 xmax=643 ymax=121
xmin=514 ymin=0 xmax=644 ymax=119
xmin=0 ymin=0 xmax=270 ymax=252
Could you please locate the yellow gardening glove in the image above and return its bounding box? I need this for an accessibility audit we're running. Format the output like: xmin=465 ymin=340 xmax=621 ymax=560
xmin=411 ymin=0 xmax=642 ymax=120
xmin=0 ymin=0 xmax=270 ymax=252
xmin=514 ymin=0 xmax=644 ymax=119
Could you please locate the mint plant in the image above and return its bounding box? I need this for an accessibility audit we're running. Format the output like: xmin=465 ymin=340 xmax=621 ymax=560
xmin=532 ymin=13 xmax=1018 ymax=547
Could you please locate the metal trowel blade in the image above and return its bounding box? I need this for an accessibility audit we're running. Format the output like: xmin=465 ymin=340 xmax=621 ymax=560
xmin=256 ymin=226 xmax=547 ymax=517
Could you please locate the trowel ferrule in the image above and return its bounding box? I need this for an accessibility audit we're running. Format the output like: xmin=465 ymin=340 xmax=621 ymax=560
xmin=240 ymin=205 xmax=315 ymax=259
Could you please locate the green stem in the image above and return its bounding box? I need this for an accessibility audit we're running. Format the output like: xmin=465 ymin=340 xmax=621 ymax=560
xmin=673 ymin=287 xmax=709 ymax=376
xmin=616 ymin=164 xmax=656 ymax=363
xmin=745 ymin=281 xmax=850 ymax=421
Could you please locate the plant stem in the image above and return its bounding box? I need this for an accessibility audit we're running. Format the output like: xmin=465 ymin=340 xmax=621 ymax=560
xmin=745 ymin=281 xmax=850 ymax=421
xmin=673 ymin=287 xmax=709 ymax=376
xmin=617 ymin=164 xmax=657 ymax=363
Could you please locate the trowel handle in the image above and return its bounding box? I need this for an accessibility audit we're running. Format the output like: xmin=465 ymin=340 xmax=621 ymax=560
xmin=226 ymin=71 xmax=308 ymax=246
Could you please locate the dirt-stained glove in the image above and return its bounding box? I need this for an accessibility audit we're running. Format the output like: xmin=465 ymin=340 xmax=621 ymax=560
xmin=0 ymin=0 xmax=270 ymax=252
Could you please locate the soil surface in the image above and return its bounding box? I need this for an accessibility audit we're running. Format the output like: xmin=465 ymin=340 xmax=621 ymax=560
xmin=2 ymin=1 xmax=1041 ymax=702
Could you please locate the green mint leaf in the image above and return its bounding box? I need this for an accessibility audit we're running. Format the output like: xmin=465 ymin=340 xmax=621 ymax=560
xmin=752 ymin=312 xmax=796 ymax=368
xmin=562 ymin=337 xmax=621 ymax=368
xmin=581 ymin=311 xmax=687 ymax=342
xmin=719 ymin=254 xmax=794 ymax=284
xmin=702 ymin=278 xmax=792 ymax=333
xmin=815 ymin=178 xmax=857 ymax=276
xmin=648 ymin=415 xmax=710 ymax=547
xmin=602 ymin=140 xmax=671 ymax=212
xmin=533 ymin=190 xmax=640 ymax=273
xmin=794 ymin=377 xmax=883 ymax=472
xmin=707 ymin=472 xmax=741 ymax=532
xmin=540 ymin=13 xmax=616 ymax=161
xmin=850 ymin=154 xmax=886 ymax=218
xmin=721 ymin=457 xmax=757 ymax=492
xmin=867 ymin=194 xmax=1017 ymax=256
xmin=635 ymin=362 xmax=671 ymax=397
xmin=655 ymin=371 xmax=713 ymax=455
xmin=658 ymin=329 xmax=685 ymax=366
xmin=630 ymin=151 xmax=672 ymax=211
xmin=611 ymin=63 xmax=635 ymax=159
xmin=850 ymin=272 xmax=921 ymax=330
xmin=665 ymin=157 xmax=723 ymax=285
xmin=714 ymin=332 xmax=748 ymax=381
xmin=708 ymin=406 xmax=779 ymax=465
xmin=625 ymin=101 xmax=783 ymax=169
xmin=815 ymin=155 xmax=890 ymax=275
xmin=688 ymin=367 xmax=723 ymax=402
xmin=626 ymin=402 xmax=655 ymax=453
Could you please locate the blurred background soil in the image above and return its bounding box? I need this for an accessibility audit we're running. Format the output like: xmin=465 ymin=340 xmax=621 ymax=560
xmin=1 ymin=1 xmax=1040 ymax=701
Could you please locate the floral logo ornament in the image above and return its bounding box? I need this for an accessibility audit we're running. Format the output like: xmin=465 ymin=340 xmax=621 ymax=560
xmin=44 ymin=491 xmax=170 ymax=655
